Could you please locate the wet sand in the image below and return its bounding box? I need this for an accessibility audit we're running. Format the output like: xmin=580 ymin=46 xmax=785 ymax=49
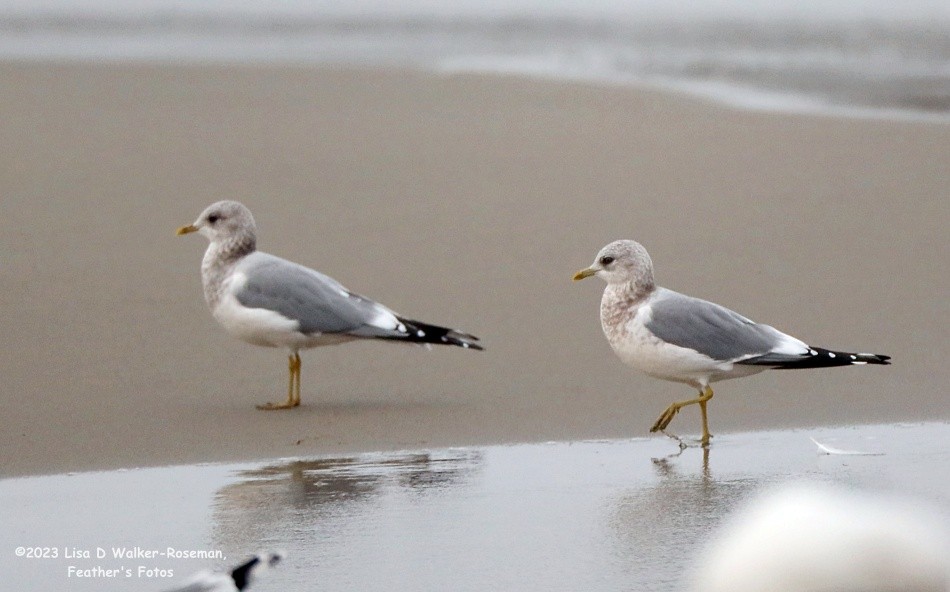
xmin=2 ymin=424 xmax=948 ymax=591
xmin=0 ymin=61 xmax=947 ymax=477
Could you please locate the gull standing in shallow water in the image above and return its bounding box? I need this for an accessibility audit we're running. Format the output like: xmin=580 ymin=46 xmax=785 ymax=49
xmin=178 ymin=201 xmax=482 ymax=410
xmin=573 ymin=240 xmax=889 ymax=446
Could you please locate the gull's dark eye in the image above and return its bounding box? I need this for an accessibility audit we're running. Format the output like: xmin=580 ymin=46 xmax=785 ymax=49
xmin=207 ymin=214 xmax=220 ymax=224
xmin=600 ymin=255 xmax=615 ymax=266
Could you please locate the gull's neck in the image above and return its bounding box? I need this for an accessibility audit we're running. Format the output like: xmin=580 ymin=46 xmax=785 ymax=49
xmin=200 ymin=234 xmax=256 ymax=309
xmin=612 ymin=269 xmax=656 ymax=302
xmin=601 ymin=278 xmax=656 ymax=332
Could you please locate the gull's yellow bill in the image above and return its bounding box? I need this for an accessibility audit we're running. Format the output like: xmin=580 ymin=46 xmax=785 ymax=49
xmin=572 ymin=267 xmax=597 ymax=281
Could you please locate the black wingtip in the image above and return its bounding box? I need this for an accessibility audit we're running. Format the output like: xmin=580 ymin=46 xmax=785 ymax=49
xmin=743 ymin=347 xmax=891 ymax=369
xmin=449 ymin=339 xmax=485 ymax=351
xmin=844 ymin=351 xmax=890 ymax=365
xmin=230 ymin=551 xmax=284 ymax=590
xmin=802 ymin=348 xmax=892 ymax=368
xmin=392 ymin=318 xmax=483 ymax=351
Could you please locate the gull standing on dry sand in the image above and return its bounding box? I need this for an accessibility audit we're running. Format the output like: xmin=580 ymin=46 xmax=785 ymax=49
xmin=573 ymin=240 xmax=889 ymax=446
xmin=177 ymin=201 xmax=482 ymax=410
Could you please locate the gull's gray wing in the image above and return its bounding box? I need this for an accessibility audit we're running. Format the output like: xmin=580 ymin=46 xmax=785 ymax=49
xmin=233 ymin=252 xmax=398 ymax=337
xmin=645 ymin=289 xmax=782 ymax=362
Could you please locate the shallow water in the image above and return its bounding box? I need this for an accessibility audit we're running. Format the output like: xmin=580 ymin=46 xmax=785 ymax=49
xmin=2 ymin=422 xmax=948 ymax=591
xmin=0 ymin=1 xmax=948 ymax=117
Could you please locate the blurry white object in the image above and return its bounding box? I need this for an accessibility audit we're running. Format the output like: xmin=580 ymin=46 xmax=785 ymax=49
xmin=691 ymin=484 xmax=950 ymax=592
xmin=163 ymin=551 xmax=284 ymax=592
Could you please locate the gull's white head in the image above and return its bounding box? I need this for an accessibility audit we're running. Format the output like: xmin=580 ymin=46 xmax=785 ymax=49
xmin=573 ymin=239 xmax=655 ymax=290
xmin=177 ymin=200 xmax=257 ymax=246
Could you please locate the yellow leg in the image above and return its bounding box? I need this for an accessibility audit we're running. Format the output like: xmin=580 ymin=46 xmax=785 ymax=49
xmin=257 ymin=352 xmax=301 ymax=410
xmin=291 ymin=352 xmax=301 ymax=407
xmin=698 ymin=390 xmax=712 ymax=446
xmin=650 ymin=386 xmax=714 ymax=445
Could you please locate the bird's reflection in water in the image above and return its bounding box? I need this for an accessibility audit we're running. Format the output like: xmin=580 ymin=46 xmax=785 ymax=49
xmin=606 ymin=447 xmax=760 ymax=591
xmin=210 ymin=450 xmax=481 ymax=556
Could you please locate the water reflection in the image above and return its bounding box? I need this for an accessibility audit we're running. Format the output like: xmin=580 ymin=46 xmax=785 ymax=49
xmin=607 ymin=447 xmax=761 ymax=590
xmin=210 ymin=450 xmax=481 ymax=555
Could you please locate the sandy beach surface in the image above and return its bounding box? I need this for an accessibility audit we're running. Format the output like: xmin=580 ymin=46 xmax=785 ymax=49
xmin=0 ymin=61 xmax=947 ymax=477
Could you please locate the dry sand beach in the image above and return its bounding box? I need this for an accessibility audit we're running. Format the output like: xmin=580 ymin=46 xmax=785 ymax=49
xmin=0 ymin=61 xmax=947 ymax=477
